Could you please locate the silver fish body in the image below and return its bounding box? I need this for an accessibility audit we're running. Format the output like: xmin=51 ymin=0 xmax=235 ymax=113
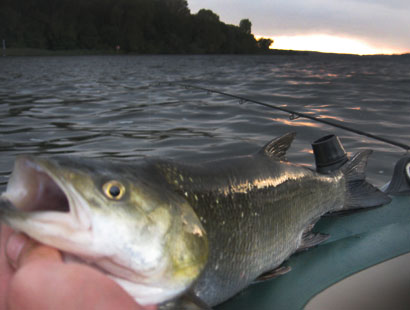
xmin=152 ymin=149 xmax=346 ymax=305
xmin=151 ymin=132 xmax=390 ymax=306
xmin=0 ymin=133 xmax=390 ymax=309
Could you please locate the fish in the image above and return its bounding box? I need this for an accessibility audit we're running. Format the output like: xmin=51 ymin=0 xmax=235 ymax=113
xmin=0 ymin=132 xmax=391 ymax=309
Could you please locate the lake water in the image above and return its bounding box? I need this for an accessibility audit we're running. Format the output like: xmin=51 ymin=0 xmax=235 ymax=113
xmin=1 ymin=54 xmax=410 ymax=191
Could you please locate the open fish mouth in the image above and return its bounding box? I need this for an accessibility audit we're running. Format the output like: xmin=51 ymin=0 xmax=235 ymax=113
xmin=5 ymin=156 xmax=70 ymax=212
xmin=0 ymin=155 xmax=94 ymax=256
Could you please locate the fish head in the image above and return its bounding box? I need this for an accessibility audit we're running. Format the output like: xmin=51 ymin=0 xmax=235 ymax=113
xmin=0 ymin=155 xmax=208 ymax=305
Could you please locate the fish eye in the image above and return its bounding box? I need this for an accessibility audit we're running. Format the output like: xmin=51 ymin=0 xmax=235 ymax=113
xmin=103 ymin=181 xmax=126 ymax=200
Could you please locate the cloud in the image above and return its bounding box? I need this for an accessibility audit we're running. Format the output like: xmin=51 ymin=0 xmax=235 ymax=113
xmin=188 ymin=0 xmax=410 ymax=52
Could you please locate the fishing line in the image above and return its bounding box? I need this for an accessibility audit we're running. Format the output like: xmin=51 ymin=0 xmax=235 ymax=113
xmin=170 ymin=83 xmax=410 ymax=151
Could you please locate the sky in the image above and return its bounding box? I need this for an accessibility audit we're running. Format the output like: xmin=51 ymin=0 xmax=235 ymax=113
xmin=188 ymin=0 xmax=410 ymax=55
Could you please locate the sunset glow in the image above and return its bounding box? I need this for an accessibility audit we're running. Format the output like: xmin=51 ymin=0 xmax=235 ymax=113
xmin=256 ymin=34 xmax=407 ymax=55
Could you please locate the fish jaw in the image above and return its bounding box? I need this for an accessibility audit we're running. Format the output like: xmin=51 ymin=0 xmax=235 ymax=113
xmin=107 ymin=276 xmax=187 ymax=305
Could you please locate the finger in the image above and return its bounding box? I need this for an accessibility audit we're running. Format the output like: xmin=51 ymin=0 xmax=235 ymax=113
xmin=6 ymin=232 xmax=62 ymax=269
xmin=8 ymin=261 xmax=153 ymax=310
xmin=5 ymin=232 xmax=31 ymax=269
xmin=0 ymin=225 xmax=14 ymax=310
xmin=5 ymin=234 xmax=156 ymax=309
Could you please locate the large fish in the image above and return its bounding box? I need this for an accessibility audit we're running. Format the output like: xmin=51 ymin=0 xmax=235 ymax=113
xmin=0 ymin=132 xmax=390 ymax=309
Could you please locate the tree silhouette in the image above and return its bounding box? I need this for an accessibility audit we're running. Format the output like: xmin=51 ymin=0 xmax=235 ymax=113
xmin=257 ymin=38 xmax=273 ymax=50
xmin=239 ymin=19 xmax=252 ymax=35
xmin=0 ymin=0 xmax=269 ymax=54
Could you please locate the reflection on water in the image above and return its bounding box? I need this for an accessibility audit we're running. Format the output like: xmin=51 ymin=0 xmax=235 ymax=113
xmin=318 ymin=115 xmax=345 ymax=122
xmin=269 ymin=118 xmax=322 ymax=128
xmin=347 ymin=107 xmax=362 ymax=110
xmin=300 ymin=148 xmax=314 ymax=155
xmin=1 ymin=55 xmax=410 ymax=188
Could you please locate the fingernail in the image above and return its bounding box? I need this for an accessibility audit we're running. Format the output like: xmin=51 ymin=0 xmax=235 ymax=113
xmin=6 ymin=233 xmax=29 ymax=269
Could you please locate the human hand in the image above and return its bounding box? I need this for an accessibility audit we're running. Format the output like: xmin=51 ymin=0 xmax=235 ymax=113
xmin=0 ymin=225 xmax=156 ymax=310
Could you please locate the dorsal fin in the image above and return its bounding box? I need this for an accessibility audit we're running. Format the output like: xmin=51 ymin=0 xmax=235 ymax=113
xmin=258 ymin=132 xmax=296 ymax=161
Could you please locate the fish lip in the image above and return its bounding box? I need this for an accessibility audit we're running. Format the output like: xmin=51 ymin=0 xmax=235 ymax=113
xmin=3 ymin=155 xmax=92 ymax=231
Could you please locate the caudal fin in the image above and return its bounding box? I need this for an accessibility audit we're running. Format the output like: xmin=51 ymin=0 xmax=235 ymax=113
xmin=341 ymin=150 xmax=391 ymax=210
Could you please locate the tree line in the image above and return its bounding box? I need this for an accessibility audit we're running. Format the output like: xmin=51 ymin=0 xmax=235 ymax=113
xmin=0 ymin=0 xmax=273 ymax=53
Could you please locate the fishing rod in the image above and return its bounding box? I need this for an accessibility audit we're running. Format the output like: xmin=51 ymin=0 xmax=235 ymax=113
xmin=172 ymin=83 xmax=410 ymax=151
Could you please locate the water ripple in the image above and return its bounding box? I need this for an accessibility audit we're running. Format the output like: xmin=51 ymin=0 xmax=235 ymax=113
xmin=1 ymin=55 xmax=409 ymax=189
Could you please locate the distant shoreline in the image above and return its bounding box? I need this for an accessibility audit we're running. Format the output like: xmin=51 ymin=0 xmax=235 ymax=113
xmin=1 ymin=48 xmax=119 ymax=57
xmin=2 ymin=47 xmax=409 ymax=57
xmin=1 ymin=47 xmax=308 ymax=57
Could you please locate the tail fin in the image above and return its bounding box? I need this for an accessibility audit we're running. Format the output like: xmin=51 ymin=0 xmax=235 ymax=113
xmin=341 ymin=150 xmax=391 ymax=210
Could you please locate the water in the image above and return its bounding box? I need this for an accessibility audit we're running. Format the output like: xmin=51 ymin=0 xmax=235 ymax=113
xmin=1 ymin=54 xmax=410 ymax=191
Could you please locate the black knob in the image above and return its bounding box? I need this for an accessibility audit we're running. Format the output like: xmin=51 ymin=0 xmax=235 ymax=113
xmin=312 ymin=135 xmax=348 ymax=173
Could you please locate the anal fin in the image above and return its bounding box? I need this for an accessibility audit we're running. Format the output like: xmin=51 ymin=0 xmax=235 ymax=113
xmin=159 ymin=291 xmax=212 ymax=310
xmin=254 ymin=265 xmax=292 ymax=283
xmin=296 ymin=231 xmax=329 ymax=253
